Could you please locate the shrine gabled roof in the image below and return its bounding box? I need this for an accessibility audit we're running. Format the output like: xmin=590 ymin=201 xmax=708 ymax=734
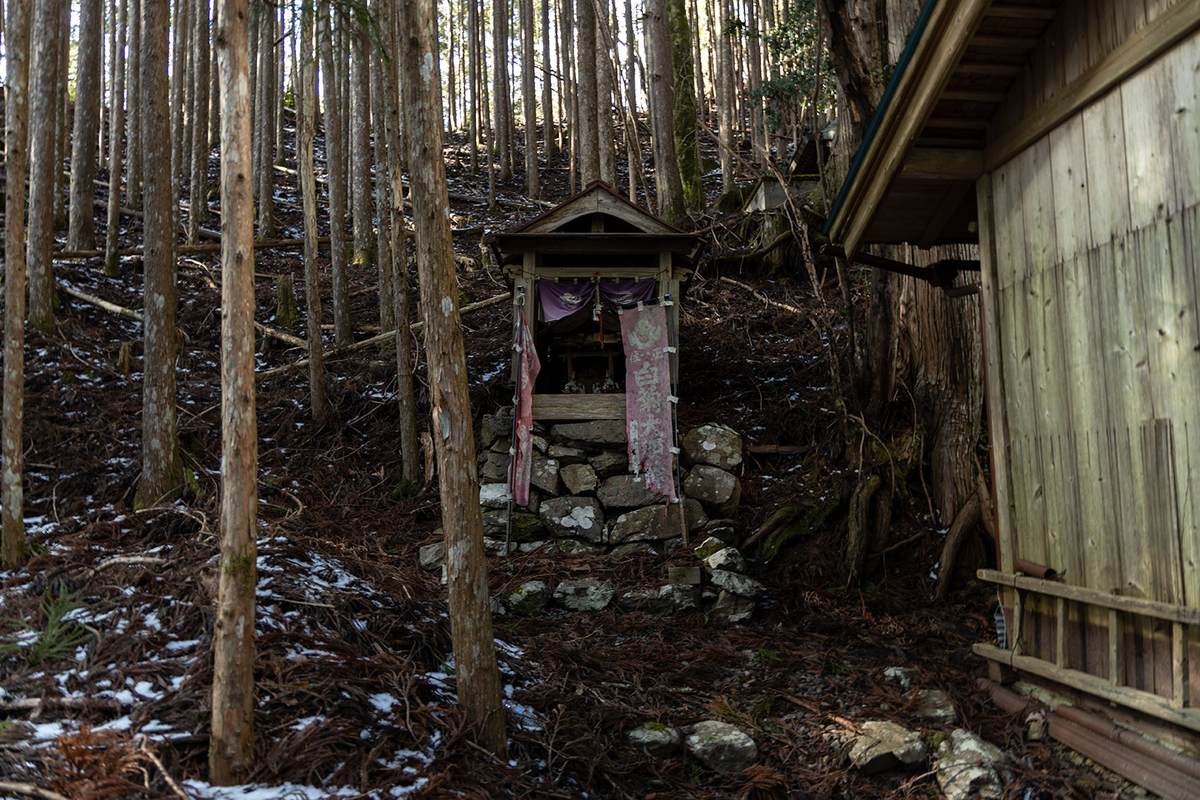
xmin=510 ymin=181 xmax=682 ymax=235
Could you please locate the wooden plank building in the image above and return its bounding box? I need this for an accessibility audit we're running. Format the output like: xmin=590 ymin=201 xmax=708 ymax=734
xmin=824 ymin=0 xmax=1200 ymax=788
xmin=490 ymin=182 xmax=702 ymax=423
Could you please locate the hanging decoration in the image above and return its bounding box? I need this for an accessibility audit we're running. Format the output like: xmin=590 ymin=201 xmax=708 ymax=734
xmin=620 ymin=302 xmax=677 ymax=500
xmin=509 ymin=299 xmax=540 ymax=506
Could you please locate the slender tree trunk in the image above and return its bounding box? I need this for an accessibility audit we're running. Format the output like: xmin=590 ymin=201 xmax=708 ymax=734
xmin=467 ymin=0 xmax=478 ymax=170
xmin=210 ymin=0 xmax=258 ymax=783
xmin=256 ymin=8 xmax=276 ymax=238
xmin=134 ymin=0 xmax=183 ymax=510
xmin=209 ymin=15 xmax=220 ymax=146
xmin=596 ymin=2 xmax=616 ymax=186
xmin=667 ymin=0 xmax=702 ymax=210
xmin=319 ymin=2 xmax=351 ymax=345
xmin=383 ymin=2 xmax=420 ymax=486
xmin=350 ymin=22 xmax=372 ymax=264
xmin=189 ymin=0 xmax=212 ymax=243
xmin=170 ymin=0 xmax=187 ymax=212
xmin=747 ymin=0 xmax=764 ymax=166
xmin=575 ymin=0 xmax=598 ymax=185
xmin=53 ymin=0 xmax=69 ymax=229
xmin=521 ymin=0 xmax=537 ymax=197
xmin=689 ymin=0 xmax=704 ymax=118
xmin=371 ymin=43 xmax=394 ymax=329
xmin=492 ymin=0 xmax=511 ymax=181
xmin=716 ymin=0 xmax=733 ymax=192
xmin=646 ymin=0 xmax=685 ymax=221
xmin=25 ymin=0 xmax=59 ymax=333
xmin=2 ymin=0 xmax=31 ymax=569
xmin=105 ymin=0 xmax=128 ymax=277
xmin=298 ymin=0 xmax=327 ymax=417
xmin=541 ymin=0 xmax=555 ymax=159
xmin=558 ymin=0 xmax=572 ymax=159
xmin=396 ymin=0 xmax=507 ymax=758
xmin=127 ymin=0 xmax=143 ymax=205
xmin=69 ymin=0 xmax=105 ymax=250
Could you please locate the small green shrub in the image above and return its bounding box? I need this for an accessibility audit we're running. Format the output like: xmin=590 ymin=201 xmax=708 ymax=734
xmin=0 ymin=590 xmax=93 ymax=666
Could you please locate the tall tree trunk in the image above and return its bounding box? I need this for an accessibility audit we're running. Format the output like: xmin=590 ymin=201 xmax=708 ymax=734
xmin=575 ymin=0 xmax=598 ymax=184
xmin=127 ymin=0 xmax=143 ymax=205
xmin=716 ymin=0 xmax=733 ymax=192
xmin=69 ymin=0 xmax=105 ymax=250
xmin=255 ymin=8 xmax=276 ymax=238
xmin=371 ymin=41 xmax=394 ymax=330
xmin=189 ymin=0 xmax=212 ymax=244
xmin=25 ymin=0 xmax=59 ymax=333
xmin=646 ymin=0 xmax=685 ymax=221
xmin=492 ymin=0 xmax=511 ymax=181
xmin=320 ymin=2 xmax=351 ymax=346
xmin=105 ymin=0 xmax=128 ymax=277
xmin=467 ymin=0 xmax=478 ymax=170
xmin=541 ymin=0 xmax=555 ymax=159
xmin=689 ymin=0 xmax=704 ymax=118
xmin=210 ymin=0 xmax=258 ymax=783
xmin=383 ymin=2 xmax=420 ymax=487
xmin=52 ymin=0 xmax=69 ymax=230
xmin=349 ymin=22 xmax=372 ymax=265
xmin=667 ymin=0 xmax=702 ymax=210
xmin=2 ymin=0 xmax=31 ymax=569
xmin=396 ymin=0 xmax=507 ymax=758
xmin=134 ymin=0 xmax=183 ymax=510
xmin=521 ymin=0 xmax=537 ymax=198
xmin=298 ymin=0 xmax=327 ymax=417
xmin=170 ymin=0 xmax=187 ymax=214
xmin=595 ymin=2 xmax=616 ymax=186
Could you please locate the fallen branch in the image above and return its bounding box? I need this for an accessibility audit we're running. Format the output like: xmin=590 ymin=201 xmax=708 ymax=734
xmin=84 ymin=555 xmax=167 ymax=577
xmin=0 ymin=696 xmax=124 ymax=713
xmin=59 ymin=285 xmax=143 ymax=322
xmin=714 ymin=230 xmax=793 ymax=265
xmin=255 ymin=321 xmax=307 ymax=349
xmin=0 ymin=783 xmax=71 ymax=800
xmin=718 ymin=276 xmax=807 ymax=315
xmin=139 ymin=736 xmax=189 ymax=800
xmin=91 ymin=197 xmax=221 ymax=240
xmin=58 ymin=236 xmax=344 ymax=260
xmin=257 ymin=292 xmax=512 ymax=381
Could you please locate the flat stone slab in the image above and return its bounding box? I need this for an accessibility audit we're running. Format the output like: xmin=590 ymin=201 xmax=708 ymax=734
xmin=502 ymin=580 xmax=551 ymax=616
xmin=560 ymin=463 xmax=599 ymax=495
xmin=597 ymin=475 xmax=663 ymax=510
xmin=683 ymin=465 xmax=742 ymax=517
xmin=628 ymin=724 xmax=681 ymax=758
xmin=588 ymin=450 xmax=628 ymax=478
xmin=936 ymin=729 xmax=1011 ymax=800
xmin=703 ymin=546 xmax=748 ymax=573
xmin=683 ymin=720 xmax=758 ymax=772
xmin=553 ymin=578 xmax=616 ymax=612
xmin=709 ymin=569 xmax=765 ymax=598
xmin=914 ymin=688 xmax=959 ymax=724
xmin=849 ymin=720 xmax=928 ymax=774
xmin=479 ymin=482 xmax=511 ymax=510
xmin=530 ymin=453 xmax=561 ymax=496
xmin=538 ymin=496 xmax=605 ymax=542
xmin=418 ymin=542 xmax=444 ymax=571
xmin=711 ymin=590 xmax=755 ymax=623
xmin=547 ymin=443 xmax=588 ymax=465
xmin=550 ymin=420 xmax=627 ymax=450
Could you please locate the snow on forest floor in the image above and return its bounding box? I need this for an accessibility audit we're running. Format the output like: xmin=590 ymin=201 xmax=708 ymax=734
xmin=0 ymin=131 xmax=1151 ymax=799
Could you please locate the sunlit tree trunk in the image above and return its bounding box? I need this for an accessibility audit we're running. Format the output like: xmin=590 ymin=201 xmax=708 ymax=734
xmin=396 ymin=0 xmax=507 ymax=758
xmin=716 ymin=0 xmax=733 ymax=192
xmin=189 ymin=0 xmax=212 ymax=243
xmin=646 ymin=0 xmax=684 ymax=221
xmin=298 ymin=0 xmax=327 ymax=417
xmin=210 ymin=0 xmax=258 ymax=783
xmin=540 ymin=0 xmax=555 ymax=159
xmin=520 ymin=0 xmax=537 ymax=197
xmin=52 ymin=0 xmax=69 ymax=230
xmin=467 ymin=0 xmax=478 ymax=170
xmin=170 ymin=0 xmax=188 ymax=214
xmin=25 ymin=0 xmax=59 ymax=333
xmin=255 ymin=7 xmax=276 ymax=238
xmin=576 ymin=0 xmax=598 ymax=185
xmin=492 ymin=0 xmax=512 ymax=181
xmin=69 ymin=0 xmax=105 ymax=251
xmin=596 ymin=3 xmax=616 ymax=186
xmin=105 ymin=0 xmax=128 ymax=277
xmin=371 ymin=40 xmax=394 ymax=329
xmin=667 ymin=0 xmax=702 ymax=210
xmin=320 ymin=1 xmax=351 ymax=345
xmin=2 ymin=0 xmax=31 ymax=570
xmin=134 ymin=0 xmax=183 ymax=510
xmin=350 ymin=22 xmax=372 ymax=265
xmin=127 ymin=0 xmax=143 ymax=205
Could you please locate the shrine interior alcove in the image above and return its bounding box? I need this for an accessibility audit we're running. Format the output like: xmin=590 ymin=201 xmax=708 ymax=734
xmin=490 ymin=182 xmax=703 ymax=422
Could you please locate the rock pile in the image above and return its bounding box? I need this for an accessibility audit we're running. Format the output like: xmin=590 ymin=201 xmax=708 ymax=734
xmin=419 ymin=416 xmax=767 ymax=621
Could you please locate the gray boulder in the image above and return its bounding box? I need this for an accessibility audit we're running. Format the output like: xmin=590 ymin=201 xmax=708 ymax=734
xmin=597 ymin=475 xmax=662 ymax=510
xmin=849 ymin=720 xmax=928 ymax=774
xmin=479 ymin=410 xmax=513 ymax=448
xmin=628 ymin=724 xmax=682 ymax=758
xmin=530 ymin=453 xmax=561 ymax=496
xmin=683 ymin=721 xmax=758 ymax=772
xmin=608 ymin=500 xmax=707 ymax=545
xmin=709 ymin=569 xmax=765 ymax=599
xmin=935 ymin=729 xmax=1011 ymax=800
xmin=914 ymin=689 xmax=959 ymax=724
xmin=503 ymin=580 xmax=551 ymax=616
xmin=538 ymin=497 xmax=605 ymax=542
xmin=560 ymin=463 xmax=599 ymax=495
xmin=551 ymin=420 xmax=627 ymax=450
xmin=479 ymin=483 xmax=511 ymax=509
xmin=481 ymin=510 xmax=547 ymax=542
xmin=681 ymin=424 xmax=743 ymax=471
xmin=711 ymin=590 xmax=755 ymax=623
xmin=883 ymin=666 xmax=918 ymax=689
xmin=616 ymin=586 xmax=679 ymax=615
xmin=703 ymin=546 xmax=748 ymax=573
xmin=547 ymin=539 xmax=604 ymax=555
xmin=683 ymin=465 xmax=742 ymax=517
xmin=480 ymin=451 xmax=510 ymax=483
xmin=553 ymin=578 xmax=616 ymax=612
xmin=693 ymin=536 xmax=728 ymax=560
xmin=701 ymin=519 xmax=740 ymax=546
xmin=588 ymin=450 xmax=629 ymax=478
xmin=418 ymin=542 xmax=444 ymax=572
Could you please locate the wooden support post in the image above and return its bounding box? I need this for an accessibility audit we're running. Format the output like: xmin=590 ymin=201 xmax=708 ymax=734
xmin=1173 ymin=622 xmax=1190 ymax=709
xmin=1056 ymin=596 xmax=1068 ymax=668
xmin=1110 ymin=609 xmax=1123 ymax=685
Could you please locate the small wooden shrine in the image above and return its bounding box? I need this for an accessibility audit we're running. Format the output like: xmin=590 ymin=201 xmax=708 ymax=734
xmin=490 ymin=182 xmax=703 ymax=422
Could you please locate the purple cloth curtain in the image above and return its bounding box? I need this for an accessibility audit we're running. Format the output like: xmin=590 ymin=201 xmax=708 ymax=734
xmin=538 ymin=279 xmax=595 ymax=322
xmin=599 ymin=278 xmax=657 ymax=309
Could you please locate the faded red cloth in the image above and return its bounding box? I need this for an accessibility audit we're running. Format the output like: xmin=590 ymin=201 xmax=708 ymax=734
xmin=509 ymin=311 xmax=540 ymax=506
xmin=620 ymin=303 xmax=676 ymax=501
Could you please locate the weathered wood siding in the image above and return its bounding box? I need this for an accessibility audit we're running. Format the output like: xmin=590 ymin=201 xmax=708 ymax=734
xmin=983 ymin=25 xmax=1200 ymax=707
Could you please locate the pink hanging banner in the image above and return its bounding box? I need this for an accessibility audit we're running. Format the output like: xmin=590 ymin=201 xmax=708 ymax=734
xmin=509 ymin=311 xmax=540 ymax=506
xmin=620 ymin=303 xmax=677 ymax=501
